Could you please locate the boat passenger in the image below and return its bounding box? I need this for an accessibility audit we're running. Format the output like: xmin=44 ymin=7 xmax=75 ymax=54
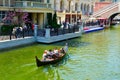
xmin=42 ymin=50 xmax=48 ymax=60
xmin=60 ymin=48 xmax=65 ymax=54
xmin=48 ymin=49 xmax=54 ymax=55
xmin=53 ymin=47 xmax=59 ymax=56
xmin=47 ymin=49 xmax=54 ymax=59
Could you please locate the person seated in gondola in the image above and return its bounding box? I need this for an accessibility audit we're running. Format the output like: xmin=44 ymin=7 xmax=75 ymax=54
xmin=47 ymin=49 xmax=54 ymax=59
xmin=47 ymin=49 xmax=56 ymax=59
xmin=47 ymin=48 xmax=59 ymax=59
xmin=53 ymin=47 xmax=59 ymax=57
xmin=42 ymin=50 xmax=54 ymax=61
xmin=60 ymin=48 xmax=65 ymax=54
xmin=42 ymin=50 xmax=48 ymax=60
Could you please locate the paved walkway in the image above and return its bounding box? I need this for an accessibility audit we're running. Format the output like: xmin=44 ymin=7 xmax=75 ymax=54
xmin=0 ymin=25 xmax=80 ymax=41
xmin=0 ymin=30 xmax=34 ymax=41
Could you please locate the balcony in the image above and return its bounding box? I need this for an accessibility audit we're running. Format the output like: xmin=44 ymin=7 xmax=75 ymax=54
xmin=15 ymin=1 xmax=52 ymax=9
xmin=0 ymin=4 xmax=14 ymax=7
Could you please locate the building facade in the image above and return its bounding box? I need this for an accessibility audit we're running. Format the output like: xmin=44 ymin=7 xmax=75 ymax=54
xmin=51 ymin=0 xmax=94 ymax=23
xmin=0 ymin=0 xmax=53 ymax=29
xmin=0 ymin=0 xmax=94 ymax=28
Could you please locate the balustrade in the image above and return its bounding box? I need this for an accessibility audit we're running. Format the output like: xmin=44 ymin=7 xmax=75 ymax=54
xmin=15 ymin=1 xmax=52 ymax=8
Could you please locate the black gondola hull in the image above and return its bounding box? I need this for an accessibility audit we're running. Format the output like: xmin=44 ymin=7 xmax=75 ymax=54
xmin=35 ymin=53 xmax=66 ymax=67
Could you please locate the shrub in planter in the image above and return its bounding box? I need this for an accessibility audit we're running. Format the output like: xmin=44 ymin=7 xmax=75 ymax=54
xmin=1 ymin=24 xmax=18 ymax=35
xmin=47 ymin=13 xmax=52 ymax=26
xmin=52 ymin=11 xmax=61 ymax=29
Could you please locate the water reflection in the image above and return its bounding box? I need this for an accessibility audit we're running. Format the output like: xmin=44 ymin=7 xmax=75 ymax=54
xmin=44 ymin=67 xmax=61 ymax=80
xmin=37 ymin=65 xmax=61 ymax=80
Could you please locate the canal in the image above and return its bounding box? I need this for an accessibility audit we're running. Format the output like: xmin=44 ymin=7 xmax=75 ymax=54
xmin=0 ymin=25 xmax=120 ymax=80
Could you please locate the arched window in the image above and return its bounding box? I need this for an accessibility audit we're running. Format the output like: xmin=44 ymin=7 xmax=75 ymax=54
xmin=81 ymin=3 xmax=83 ymax=11
xmin=60 ymin=0 xmax=63 ymax=11
xmin=68 ymin=0 xmax=71 ymax=12
xmin=87 ymin=5 xmax=89 ymax=12
xmin=84 ymin=4 xmax=86 ymax=12
xmin=91 ymin=5 xmax=94 ymax=15
xmin=75 ymin=3 xmax=78 ymax=11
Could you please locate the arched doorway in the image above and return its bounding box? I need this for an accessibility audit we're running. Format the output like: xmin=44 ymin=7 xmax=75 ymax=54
xmin=87 ymin=4 xmax=90 ymax=15
xmin=91 ymin=5 xmax=94 ymax=15
xmin=84 ymin=4 xmax=86 ymax=15
xmin=81 ymin=3 xmax=83 ymax=14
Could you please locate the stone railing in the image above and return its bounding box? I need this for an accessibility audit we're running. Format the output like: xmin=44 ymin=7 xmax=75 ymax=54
xmin=92 ymin=2 xmax=118 ymax=17
xmin=35 ymin=24 xmax=83 ymax=38
xmin=15 ymin=1 xmax=52 ymax=8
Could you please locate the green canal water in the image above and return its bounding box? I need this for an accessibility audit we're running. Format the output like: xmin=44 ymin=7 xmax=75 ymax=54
xmin=0 ymin=26 xmax=120 ymax=80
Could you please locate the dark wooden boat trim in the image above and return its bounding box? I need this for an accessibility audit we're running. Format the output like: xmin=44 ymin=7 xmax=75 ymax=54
xmin=35 ymin=53 xmax=66 ymax=67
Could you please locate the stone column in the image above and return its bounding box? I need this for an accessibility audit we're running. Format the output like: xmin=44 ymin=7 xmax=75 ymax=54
xmin=37 ymin=13 xmax=44 ymax=29
xmin=32 ymin=13 xmax=37 ymax=24
xmin=70 ymin=14 xmax=72 ymax=24
xmin=44 ymin=13 xmax=47 ymax=28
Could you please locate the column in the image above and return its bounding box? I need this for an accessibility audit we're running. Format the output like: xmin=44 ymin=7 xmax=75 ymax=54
xmin=38 ymin=13 xmax=41 ymax=29
xmin=32 ymin=13 xmax=37 ymax=24
xmin=70 ymin=14 xmax=72 ymax=24
xmin=38 ymin=13 xmax=44 ymax=29
xmin=44 ymin=13 xmax=47 ymax=28
xmin=76 ymin=12 xmax=77 ymax=22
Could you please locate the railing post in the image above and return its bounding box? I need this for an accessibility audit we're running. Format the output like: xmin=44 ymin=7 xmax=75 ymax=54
xmin=22 ymin=29 xmax=24 ymax=38
xmin=34 ymin=24 xmax=37 ymax=40
xmin=45 ymin=28 xmax=50 ymax=38
xmin=80 ymin=22 xmax=84 ymax=33
xmin=9 ymin=28 xmax=12 ymax=40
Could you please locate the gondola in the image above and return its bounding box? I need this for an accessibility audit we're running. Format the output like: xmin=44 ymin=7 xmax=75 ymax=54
xmin=35 ymin=43 xmax=68 ymax=67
